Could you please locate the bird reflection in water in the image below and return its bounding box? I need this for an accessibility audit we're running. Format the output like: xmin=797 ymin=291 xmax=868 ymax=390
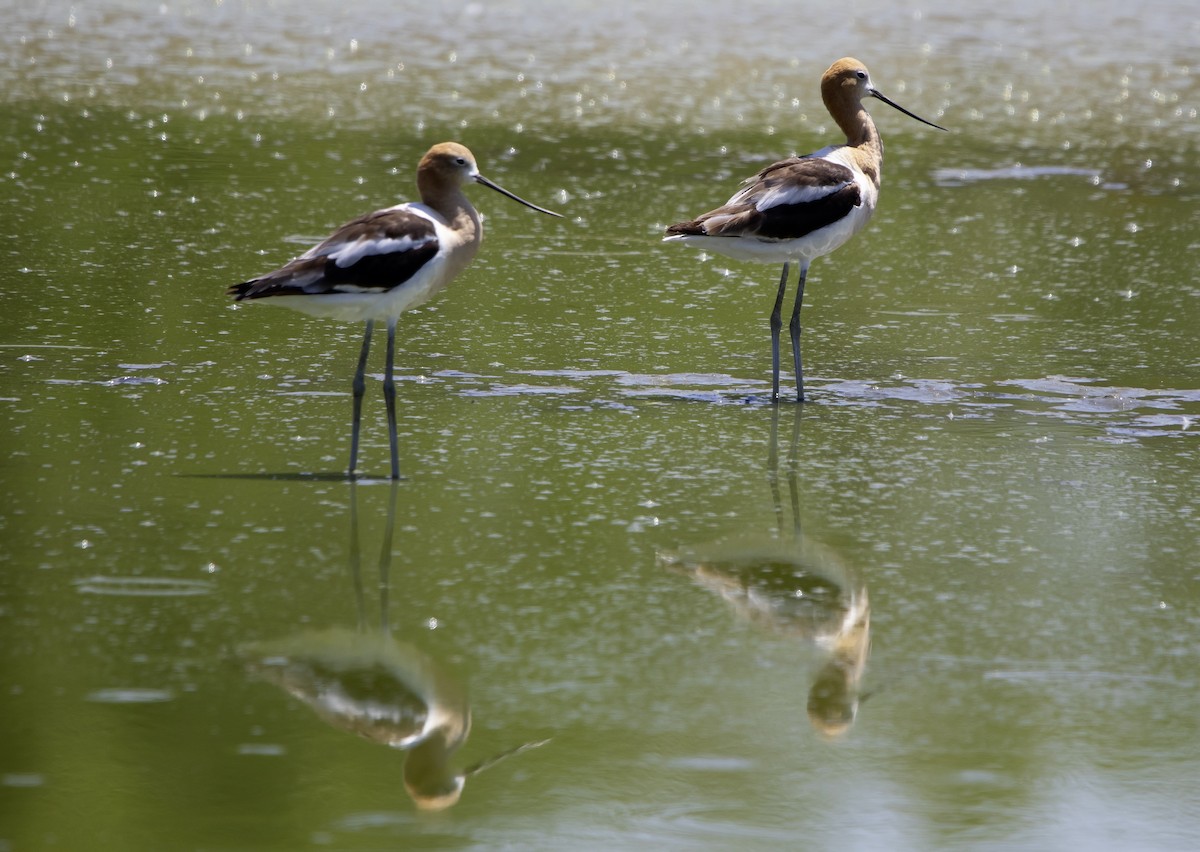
xmin=240 ymin=482 xmax=547 ymax=809
xmin=658 ymin=407 xmax=871 ymax=736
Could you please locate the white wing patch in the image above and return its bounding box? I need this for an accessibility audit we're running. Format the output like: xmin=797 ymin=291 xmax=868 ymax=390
xmin=322 ymin=234 xmax=435 ymax=268
xmin=752 ymin=181 xmax=849 ymax=212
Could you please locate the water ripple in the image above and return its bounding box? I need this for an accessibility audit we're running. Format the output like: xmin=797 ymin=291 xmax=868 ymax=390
xmin=85 ymin=688 xmax=174 ymax=704
xmin=933 ymin=164 xmax=1103 ymax=186
xmin=74 ymin=576 xmax=215 ymax=597
xmin=429 ymin=368 xmax=1200 ymax=439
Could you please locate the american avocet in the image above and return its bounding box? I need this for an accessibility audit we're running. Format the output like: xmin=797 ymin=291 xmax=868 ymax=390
xmin=664 ymin=58 xmax=946 ymax=402
xmin=229 ymin=142 xmax=562 ymax=479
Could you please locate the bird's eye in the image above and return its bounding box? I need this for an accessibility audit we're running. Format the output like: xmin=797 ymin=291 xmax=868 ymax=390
xmin=856 ymin=70 xmax=867 ymax=80
xmin=455 ymin=157 xmax=467 ymax=165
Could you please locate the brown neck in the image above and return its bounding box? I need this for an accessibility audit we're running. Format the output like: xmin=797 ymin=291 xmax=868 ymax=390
xmin=855 ymin=125 xmax=883 ymax=188
xmin=824 ymin=88 xmax=876 ymax=146
xmin=824 ymin=91 xmax=883 ymax=187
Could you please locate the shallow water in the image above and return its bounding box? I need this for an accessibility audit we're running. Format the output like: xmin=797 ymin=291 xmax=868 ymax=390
xmin=3 ymin=1 xmax=1199 ymax=849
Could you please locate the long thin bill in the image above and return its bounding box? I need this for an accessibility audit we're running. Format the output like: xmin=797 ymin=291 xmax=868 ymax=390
xmin=870 ymin=89 xmax=948 ymax=132
xmin=475 ymin=174 xmax=564 ymax=217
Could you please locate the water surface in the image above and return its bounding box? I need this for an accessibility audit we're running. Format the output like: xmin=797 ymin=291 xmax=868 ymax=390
xmin=2 ymin=1 xmax=1198 ymax=849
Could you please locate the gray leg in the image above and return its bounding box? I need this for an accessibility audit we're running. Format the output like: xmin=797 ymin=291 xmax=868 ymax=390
xmin=769 ymin=262 xmax=789 ymax=402
xmin=383 ymin=319 xmax=400 ymax=481
xmin=788 ymin=262 xmax=809 ymax=402
xmin=349 ymin=320 xmax=374 ymax=477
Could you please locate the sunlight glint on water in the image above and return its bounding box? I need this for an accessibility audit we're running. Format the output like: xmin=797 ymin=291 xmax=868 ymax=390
xmin=2 ymin=2 xmax=1198 ymax=850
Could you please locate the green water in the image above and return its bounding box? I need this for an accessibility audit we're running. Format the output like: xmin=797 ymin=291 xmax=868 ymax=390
xmin=3 ymin=1 xmax=1198 ymax=849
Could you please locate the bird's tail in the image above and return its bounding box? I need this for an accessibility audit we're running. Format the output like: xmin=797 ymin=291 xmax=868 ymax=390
xmin=664 ymin=220 xmax=706 ymax=237
xmin=227 ymin=281 xmax=256 ymax=300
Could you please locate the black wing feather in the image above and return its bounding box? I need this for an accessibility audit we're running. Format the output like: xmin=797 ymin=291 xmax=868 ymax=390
xmin=749 ymin=181 xmax=861 ymax=241
xmin=230 ymin=208 xmax=440 ymax=300
xmin=666 ymin=156 xmax=861 ymax=241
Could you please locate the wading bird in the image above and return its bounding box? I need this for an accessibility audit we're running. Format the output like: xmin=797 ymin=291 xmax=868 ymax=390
xmin=664 ymin=58 xmax=946 ymax=402
xmin=229 ymin=142 xmax=562 ymax=479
